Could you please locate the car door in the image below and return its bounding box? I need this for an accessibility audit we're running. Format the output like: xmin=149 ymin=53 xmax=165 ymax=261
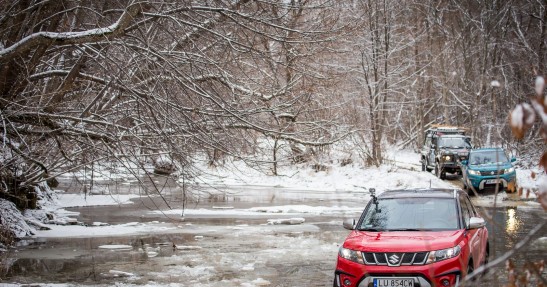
xmin=465 ymin=195 xmax=488 ymax=266
xmin=428 ymin=137 xmax=437 ymax=166
xmin=460 ymin=195 xmax=484 ymax=269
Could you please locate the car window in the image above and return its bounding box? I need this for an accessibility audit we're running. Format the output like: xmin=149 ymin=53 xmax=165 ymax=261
xmin=424 ymin=137 xmax=431 ymax=148
xmin=459 ymin=196 xmax=471 ymax=227
xmin=438 ymin=137 xmax=471 ymax=149
xmin=358 ymin=197 xmax=459 ymax=231
xmin=463 ymin=195 xmax=476 ymax=217
xmin=469 ymin=150 xmax=509 ymax=165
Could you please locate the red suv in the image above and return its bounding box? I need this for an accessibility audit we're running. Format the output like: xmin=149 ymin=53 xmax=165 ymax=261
xmin=334 ymin=189 xmax=489 ymax=287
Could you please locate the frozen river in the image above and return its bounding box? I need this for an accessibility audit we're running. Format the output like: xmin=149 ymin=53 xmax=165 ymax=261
xmin=1 ymin=176 xmax=546 ymax=286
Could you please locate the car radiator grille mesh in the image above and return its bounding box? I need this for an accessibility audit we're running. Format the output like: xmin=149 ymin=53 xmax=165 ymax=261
xmin=362 ymin=252 xmax=429 ymax=266
xmin=480 ymin=169 xmax=505 ymax=176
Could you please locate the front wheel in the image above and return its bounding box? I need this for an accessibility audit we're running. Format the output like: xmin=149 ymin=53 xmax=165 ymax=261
xmin=435 ymin=164 xmax=445 ymax=180
xmin=466 ymin=261 xmax=476 ymax=280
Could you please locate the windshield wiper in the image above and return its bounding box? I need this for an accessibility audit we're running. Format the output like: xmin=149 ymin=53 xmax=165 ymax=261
xmin=385 ymin=228 xmax=424 ymax=231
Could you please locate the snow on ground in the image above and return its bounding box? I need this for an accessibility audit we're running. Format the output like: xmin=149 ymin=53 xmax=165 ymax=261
xmin=191 ymin=150 xmax=454 ymax=193
xmin=21 ymin=148 xmax=546 ymax=239
xmin=51 ymin=192 xmax=139 ymax=208
xmin=2 ymin=147 xmax=545 ymax=287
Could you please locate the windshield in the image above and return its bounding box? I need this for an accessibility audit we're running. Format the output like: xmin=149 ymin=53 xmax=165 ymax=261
xmin=358 ymin=197 xmax=459 ymax=231
xmin=469 ymin=150 xmax=509 ymax=166
xmin=438 ymin=137 xmax=471 ymax=149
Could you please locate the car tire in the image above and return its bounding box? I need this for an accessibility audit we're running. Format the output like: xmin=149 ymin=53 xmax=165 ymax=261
xmin=467 ymin=187 xmax=476 ymax=196
xmin=466 ymin=261 xmax=475 ymax=279
xmin=480 ymin=245 xmax=490 ymax=277
xmin=435 ymin=165 xmax=445 ymax=179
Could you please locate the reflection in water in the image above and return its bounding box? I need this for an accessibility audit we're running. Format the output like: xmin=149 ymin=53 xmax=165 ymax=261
xmin=505 ymin=208 xmax=519 ymax=235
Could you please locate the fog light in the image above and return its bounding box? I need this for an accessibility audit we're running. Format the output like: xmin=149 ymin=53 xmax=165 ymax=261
xmin=441 ymin=278 xmax=450 ymax=286
xmin=344 ymin=279 xmax=352 ymax=286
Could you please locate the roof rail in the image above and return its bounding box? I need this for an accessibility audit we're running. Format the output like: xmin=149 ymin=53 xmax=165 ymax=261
xmin=426 ymin=124 xmax=467 ymax=136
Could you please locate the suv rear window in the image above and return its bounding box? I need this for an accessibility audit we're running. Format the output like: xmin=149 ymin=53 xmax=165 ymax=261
xmin=358 ymin=198 xmax=459 ymax=231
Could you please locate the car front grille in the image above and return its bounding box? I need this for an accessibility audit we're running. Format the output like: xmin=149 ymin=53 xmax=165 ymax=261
xmin=362 ymin=252 xmax=429 ymax=266
xmin=480 ymin=169 xmax=504 ymax=176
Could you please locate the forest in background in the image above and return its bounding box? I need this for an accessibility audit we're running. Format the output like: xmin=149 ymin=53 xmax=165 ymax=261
xmin=0 ymin=0 xmax=546 ymax=209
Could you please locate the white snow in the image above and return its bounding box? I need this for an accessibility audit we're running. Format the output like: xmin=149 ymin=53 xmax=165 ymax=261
xmin=98 ymin=244 xmax=133 ymax=250
xmin=17 ymin=147 xmax=542 ymax=241
xmin=0 ymin=200 xmax=34 ymax=238
xmin=267 ymin=217 xmax=305 ymax=225
xmin=535 ymin=76 xmax=545 ymax=96
xmin=1 ymin=147 xmax=544 ymax=286
xmin=52 ymin=192 xmax=139 ymax=208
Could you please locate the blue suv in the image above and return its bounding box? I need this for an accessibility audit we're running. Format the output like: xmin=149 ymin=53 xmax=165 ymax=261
xmin=461 ymin=148 xmax=517 ymax=194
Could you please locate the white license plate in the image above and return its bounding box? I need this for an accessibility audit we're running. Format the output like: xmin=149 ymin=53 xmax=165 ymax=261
xmin=373 ymin=278 xmax=414 ymax=287
xmin=486 ymin=179 xmax=500 ymax=184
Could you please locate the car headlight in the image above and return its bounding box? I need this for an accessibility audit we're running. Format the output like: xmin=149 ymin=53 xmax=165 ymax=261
xmin=443 ymin=155 xmax=452 ymax=161
xmin=339 ymin=246 xmax=364 ymax=264
xmin=426 ymin=245 xmax=461 ymax=264
xmin=468 ymin=169 xmax=480 ymax=175
xmin=504 ymin=167 xmax=515 ymax=173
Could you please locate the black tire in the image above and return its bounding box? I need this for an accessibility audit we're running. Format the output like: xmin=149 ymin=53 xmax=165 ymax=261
xmin=467 ymin=261 xmax=475 ymax=279
xmin=465 ymin=185 xmax=477 ymax=197
xmin=480 ymin=245 xmax=490 ymax=277
xmin=435 ymin=164 xmax=445 ymax=180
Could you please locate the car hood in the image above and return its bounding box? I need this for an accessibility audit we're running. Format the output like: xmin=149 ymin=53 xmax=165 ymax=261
xmin=343 ymin=230 xmax=465 ymax=252
xmin=468 ymin=162 xmax=512 ymax=171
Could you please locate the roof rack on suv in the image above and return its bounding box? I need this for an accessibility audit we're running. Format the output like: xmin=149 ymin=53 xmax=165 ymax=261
xmin=426 ymin=124 xmax=467 ymax=135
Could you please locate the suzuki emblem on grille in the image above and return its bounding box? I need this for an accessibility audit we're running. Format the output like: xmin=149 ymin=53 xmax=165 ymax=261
xmin=388 ymin=254 xmax=400 ymax=264
xmin=490 ymin=171 xmax=495 ymax=175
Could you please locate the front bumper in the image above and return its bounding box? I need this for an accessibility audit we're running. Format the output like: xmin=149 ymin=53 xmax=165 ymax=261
xmin=334 ymin=256 xmax=463 ymax=287
xmin=439 ymin=162 xmax=461 ymax=173
xmin=466 ymin=172 xmax=516 ymax=190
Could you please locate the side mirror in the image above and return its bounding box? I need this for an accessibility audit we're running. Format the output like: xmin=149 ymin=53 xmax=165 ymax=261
xmin=511 ymin=157 xmax=516 ymax=163
xmin=343 ymin=218 xmax=356 ymax=230
xmin=469 ymin=217 xmax=486 ymax=229
xmin=461 ymin=160 xmax=468 ymax=165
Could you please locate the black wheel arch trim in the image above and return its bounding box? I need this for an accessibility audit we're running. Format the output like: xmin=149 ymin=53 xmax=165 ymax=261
xmin=435 ymin=270 xmax=462 ymax=278
xmin=335 ymin=270 xmax=357 ymax=278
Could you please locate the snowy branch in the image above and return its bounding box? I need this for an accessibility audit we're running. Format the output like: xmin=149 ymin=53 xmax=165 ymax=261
xmin=0 ymin=1 xmax=146 ymax=62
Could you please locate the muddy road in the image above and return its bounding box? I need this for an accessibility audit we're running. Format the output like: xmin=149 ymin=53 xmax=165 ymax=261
xmin=1 ymin=176 xmax=546 ymax=286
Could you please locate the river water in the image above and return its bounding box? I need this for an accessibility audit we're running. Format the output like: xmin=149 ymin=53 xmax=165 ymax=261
xmin=1 ymin=176 xmax=546 ymax=286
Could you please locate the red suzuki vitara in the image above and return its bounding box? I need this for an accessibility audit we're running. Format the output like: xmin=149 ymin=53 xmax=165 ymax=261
xmin=334 ymin=189 xmax=489 ymax=287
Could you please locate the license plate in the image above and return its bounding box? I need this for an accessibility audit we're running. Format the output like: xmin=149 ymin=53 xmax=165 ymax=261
xmin=373 ymin=278 xmax=414 ymax=287
xmin=486 ymin=179 xmax=500 ymax=184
